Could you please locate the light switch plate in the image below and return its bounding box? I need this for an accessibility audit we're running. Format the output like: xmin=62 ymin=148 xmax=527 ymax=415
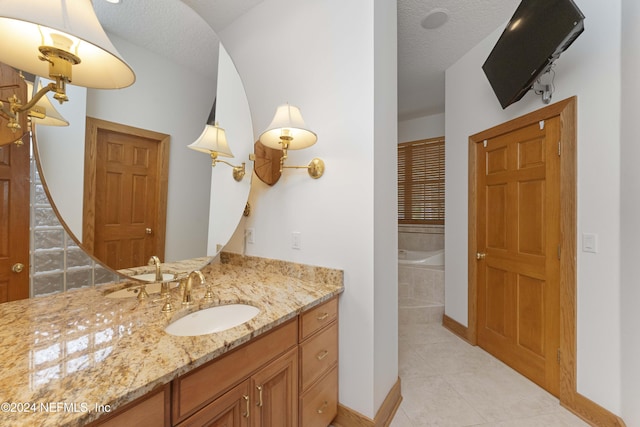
xmin=582 ymin=233 xmax=598 ymax=253
xmin=291 ymin=232 xmax=301 ymax=250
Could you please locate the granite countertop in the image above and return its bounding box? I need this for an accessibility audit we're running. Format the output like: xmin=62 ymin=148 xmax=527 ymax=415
xmin=0 ymin=254 xmax=343 ymax=426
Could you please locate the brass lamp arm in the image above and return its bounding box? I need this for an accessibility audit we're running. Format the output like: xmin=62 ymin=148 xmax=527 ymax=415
xmin=212 ymin=157 xmax=246 ymax=182
xmin=214 ymin=158 xmax=242 ymax=169
xmin=0 ymin=82 xmax=56 ymax=128
xmin=11 ymin=82 xmax=57 ymax=116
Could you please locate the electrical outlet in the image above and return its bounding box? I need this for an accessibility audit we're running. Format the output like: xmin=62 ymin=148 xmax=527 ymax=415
xmin=246 ymin=228 xmax=255 ymax=244
xmin=291 ymin=232 xmax=301 ymax=250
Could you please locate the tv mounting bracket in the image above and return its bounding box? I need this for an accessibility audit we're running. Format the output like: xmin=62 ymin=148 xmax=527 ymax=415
xmin=532 ymin=66 xmax=555 ymax=105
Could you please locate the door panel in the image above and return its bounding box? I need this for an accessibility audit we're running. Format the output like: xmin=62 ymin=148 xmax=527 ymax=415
xmin=84 ymin=118 xmax=169 ymax=271
xmin=477 ymin=118 xmax=561 ymax=396
xmin=0 ymin=135 xmax=30 ymax=302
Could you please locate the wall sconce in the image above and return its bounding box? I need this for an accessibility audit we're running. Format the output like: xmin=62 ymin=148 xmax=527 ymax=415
xmin=188 ymin=122 xmax=246 ymax=181
xmin=26 ymin=79 xmax=69 ymax=127
xmin=258 ymin=103 xmax=325 ymax=179
xmin=0 ymin=0 xmax=135 ymax=139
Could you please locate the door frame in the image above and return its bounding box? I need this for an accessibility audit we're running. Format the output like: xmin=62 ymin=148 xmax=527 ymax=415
xmin=469 ymin=97 xmax=578 ymax=410
xmin=83 ymin=117 xmax=170 ymax=261
xmin=467 ymin=97 xmax=624 ymax=425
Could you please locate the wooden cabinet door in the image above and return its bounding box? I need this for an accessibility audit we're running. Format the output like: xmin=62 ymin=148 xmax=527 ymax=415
xmin=251 ymin=347 xmax=298 ymax=427
xmin=178 ymin=380 xmax=251 ymax=427
xmin=90 ymin=384 xmax=169 ymax=427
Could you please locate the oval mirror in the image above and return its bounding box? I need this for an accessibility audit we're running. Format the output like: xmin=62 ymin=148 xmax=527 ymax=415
xmin=32 ymin=0 xmax=253 ymax=280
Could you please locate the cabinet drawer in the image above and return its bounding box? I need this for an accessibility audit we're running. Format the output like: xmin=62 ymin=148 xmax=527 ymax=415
xmin=300 ymin=322 xmax=338 ymax=392
xmin=300 ymin=366 xmax=338 ymax=427
xmin=173 ymin=319 xmax=297 ymax=424
xmin=300 ymin=298 xmax=338 ymax=340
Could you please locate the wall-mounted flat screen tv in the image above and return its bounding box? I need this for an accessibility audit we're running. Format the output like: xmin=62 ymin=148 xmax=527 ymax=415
xmin=482 ymin=0 xmax=585 ymax=109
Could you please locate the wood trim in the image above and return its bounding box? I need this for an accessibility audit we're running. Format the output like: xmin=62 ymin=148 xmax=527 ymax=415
xmin=467 ymin=138 xmax=479 ymax=345
xmin=561 ymin=393 xmax=627 ymax=427
xmin=373 ymin=377 xmax=402 ymax=427
xmin=442 ymin=314 xmax=472 ymax=344
xmin=467 ymin=97 xmax=624 ymax=426
xmin=83 ymin=117 xmax=170 ymax=261
xmin=332 ymin=377 xmax=402 ymax=427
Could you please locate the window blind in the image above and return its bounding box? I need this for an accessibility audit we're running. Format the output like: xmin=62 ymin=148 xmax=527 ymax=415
xmin=398 ymin=137 xmax=445 ymax=225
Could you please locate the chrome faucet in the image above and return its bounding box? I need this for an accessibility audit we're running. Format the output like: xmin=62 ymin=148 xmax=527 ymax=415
xmin=182 ymin=270 xmax=205 ymax=306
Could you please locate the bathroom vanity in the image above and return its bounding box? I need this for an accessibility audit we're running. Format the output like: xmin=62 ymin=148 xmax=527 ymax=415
xmin=0 ymin=254 xmax=343 ymax=427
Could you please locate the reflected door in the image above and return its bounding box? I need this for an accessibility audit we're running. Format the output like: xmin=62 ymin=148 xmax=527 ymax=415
xmin=0 ymin=135 xmax=30 ymax=302
xmin=83 ymin=118 xmax=169 ymax=270
xmin=476 ymin=117 xmax=561 ymax=396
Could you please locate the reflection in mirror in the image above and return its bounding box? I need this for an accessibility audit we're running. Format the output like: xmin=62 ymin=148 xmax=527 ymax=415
xmin=31 ymin=0 xmax=253 ymax=283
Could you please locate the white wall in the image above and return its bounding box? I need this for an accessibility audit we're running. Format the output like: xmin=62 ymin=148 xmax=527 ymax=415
xmin=445 ymin=0 xmax=622 ymax=414
xmin=219 ymin=0 xmax=398 ymax=418
xmin=620 ymin=0 xmax=640 ymax=424
xmin=373 ymin=0 xmax=399 ymax=411
xmin=207 ymin=44 xmax=254 ymax=255
xmin=398 ymin=112 xmax=445 ymax=143
xmin=35 ymin=84 xmax=87 ymax=235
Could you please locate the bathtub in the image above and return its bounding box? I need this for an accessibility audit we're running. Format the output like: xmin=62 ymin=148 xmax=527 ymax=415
xmin=398 ymin=249 xmax=444 ymax=266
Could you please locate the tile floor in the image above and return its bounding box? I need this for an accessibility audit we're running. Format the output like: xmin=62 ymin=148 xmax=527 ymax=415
xmin=391 ymin=323 xmax=590 ymax=426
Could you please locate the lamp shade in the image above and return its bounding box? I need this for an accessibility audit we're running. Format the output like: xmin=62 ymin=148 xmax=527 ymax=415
xmin=0 ymin=0 xmax=135 ymax=89
xmin=26 ymin=80 xmax=69 ymax=126
xmin=188 ymin=123 xmax=234 ymax=158
xmin=258 ymin=103 xmax=317 ymax=150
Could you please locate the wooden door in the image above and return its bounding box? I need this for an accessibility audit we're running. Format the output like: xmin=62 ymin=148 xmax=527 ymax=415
xmin=251 ymin=347 xmax=298 ymax=427
xmin=1 ymin=62 xmax=30 ymax=302
xmin=0 ymin=134 xmax=30 ymax=302
xmin=84 ymin=118 xmax=169 ymax=271
xmin=476 ymin=117 xmax=561 ymax=396
xmin=177 ymin=380 xmax=250 ymax=427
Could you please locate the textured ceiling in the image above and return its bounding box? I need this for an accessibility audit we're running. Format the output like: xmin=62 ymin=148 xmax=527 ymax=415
xmin=93 ymin=0 xmax=249 ymax=79
xmin=397 ymin=0 xmax=520 ymax=119
xmin=93 ymin=0 xmax=520 ymax=121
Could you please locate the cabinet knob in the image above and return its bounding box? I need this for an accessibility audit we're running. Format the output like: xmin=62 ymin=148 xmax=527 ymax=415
xmin=476 ymin=252 xmax=486 ymax=260
xmin=317 ymin=400 xmax=329 ymax=414
xmin=316 ymin=350 xmax=329 ymax=361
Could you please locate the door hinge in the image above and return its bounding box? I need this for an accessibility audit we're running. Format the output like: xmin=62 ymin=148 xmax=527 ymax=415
xmin=557 ymin=244 xmax=561 ymax=260
xmin=558 ymin=141 xmax=561 ymax=156
xmin=557 ymin=348 xmax=561 ymax=363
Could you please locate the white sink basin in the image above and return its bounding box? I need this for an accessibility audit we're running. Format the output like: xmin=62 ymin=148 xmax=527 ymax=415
xmin=165 ymin=304 xmax=260 ymax=336
xmin=106 ymin=280 xmax=178 ymax=299
xmin=132 ymin=273 xmax=176 ymax=282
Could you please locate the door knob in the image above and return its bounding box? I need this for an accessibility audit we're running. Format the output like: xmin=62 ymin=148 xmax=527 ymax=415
xmin=12 ymin=263 xmax=24 ymax=273
xmin=476 ymin=252 xmax=486 ymax=260
xmin=145 ymin=227 xmax=152 ymax=235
